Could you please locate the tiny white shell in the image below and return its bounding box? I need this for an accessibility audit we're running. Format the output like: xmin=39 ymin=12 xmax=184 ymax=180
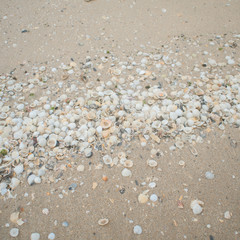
xmin=98 ymin=218 xmax=109 ymax=226
xmin=147 ymin=159 xmax=158 ymax=167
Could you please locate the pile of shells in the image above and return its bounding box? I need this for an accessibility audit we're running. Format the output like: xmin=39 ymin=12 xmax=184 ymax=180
xmin=0 ymin=33 xmax=239 ymax=195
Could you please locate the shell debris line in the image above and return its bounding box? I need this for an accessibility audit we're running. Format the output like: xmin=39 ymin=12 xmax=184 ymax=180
xmin=0 ymin=33 xmax=240 ymax=238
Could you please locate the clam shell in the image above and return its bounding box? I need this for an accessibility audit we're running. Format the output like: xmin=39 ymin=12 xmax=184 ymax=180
xmin=147 ymin=159 xmax=158 ymax=167
xmin=47 ymin=138 xmax=57 ymax=148
xmin=98 ymin=218 xmax=109 ymax=226
xmin=100 ymin=119 xmax=112 ymax=129
xmin=118 ymin=152 xmax=126 ymax=159
xmin=123 ymin=160 xmax=133 ymax=168
xmin=103 ymin=155 xmax=113 ymax=165
xmin=138 ymin=193 xmax=149 ymax=203
xmin=121 ymin=168 xmax=132 ymax=177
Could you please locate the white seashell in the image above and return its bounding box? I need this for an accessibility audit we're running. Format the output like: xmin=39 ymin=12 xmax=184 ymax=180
xmin=103 ymin=155 xmax=113 ymax=165
xmin=0 ymin=113 xmax=8 ymax=119
xmin=121 ymin=168 xmax=132 ymax=177
xmin=224 ymin=211 xmax=232 ymax=219
xmin=38 ymin=136 xmax=47 ymax=147
xmin=190 ymin=200 xmax=204 ymax=215
xmin=150 ymin=194 xmax=158 ymax=202
xmin=138 ymin=193 xmax=148 ymax=203
xmin=10 ymin=178 xmax=20 ymax=189
xmin=27 ymin=174 xmax=36 ymax=185
xmin=34 ymin=177 xmax=41 ymax=184
xmin=205 ymin=171 xmax=214 ymax=180
xmin=133 ymin=225 xmax=142 ymax=235
xmin=10 ymin=228 xmax=19 ymax=237
xmin=14 ymin=164 xmax=24 ymax=175
xmin=175 ymin=141 xmax=184 ymax=149
xmin=47 ymin=138 xmax=57 ymax=148
xmin=179 ymin=160 xmax=185 ymax=167
xmin=77 ymin=165 xmax=85 ymax=172
xmin=98 ymin=218 xmax=109 ymax=226
xmin=123 ymin=160 xmax=133 ymax=168
xmin=118 ymin=152 xmax=126 ymax=159
xmin=113 ymin=69 xmax=121 ymax=76
xmin=147 ymin=159 xmax=158 ymax=167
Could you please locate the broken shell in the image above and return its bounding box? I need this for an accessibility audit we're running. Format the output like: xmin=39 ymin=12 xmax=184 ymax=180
xmin=112 ymin=69 xmax=121 ymax=76
xmin=123 ymin=160 xmax=133 ymax=168
xmin=138 ymin=193 xmax=149 ymax=203
xmin=147 ymin=159 xmax=158 ymax=167
xmin=118 ymin=152 xmax=126 ymax=159
xmin=100 ymin=119 xmax=112 ymax=129
xmin=98 ymin=218 xmax=109 ymax=226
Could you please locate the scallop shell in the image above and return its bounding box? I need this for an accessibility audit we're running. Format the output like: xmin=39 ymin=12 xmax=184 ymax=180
xmin=147 ymin=159 xmax=158 ymax=167
xmin=123 ymin=160 xmax=133 ymax=168
xmin=98 ymin=218 xmax=109 ymax=226
xmin=100 ymin=119 xmax=112 ymax=129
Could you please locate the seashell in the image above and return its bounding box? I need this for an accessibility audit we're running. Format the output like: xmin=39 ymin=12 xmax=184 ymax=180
xmin=38 ymin=136 xmax=47 ymax=147
xmin=56 ymin=153 xmax=64 ymax=160
xmin=147 ymin=159 xmax=158 ymax=167
xmin=14 ymin=85 xmax=23 ymax=92
xmin=103 ymin=155 xmax=113 ymax=165
xmin=102 ymin=129 xmax=110 ymax=138
xmin=0 ymin=113 xmax=8 ymax=119
xmin=189 ymin=145 xmax=198 ymax=156
xmin=100 ymin=119 xmax=112 ymax=129
xmin=86 ymin=82 xmax=95 ymax=89
xmin=190 ymin=200 xmax=204 ymax=215
xmin=61 ymin=74 xmax=69 ymax=80
xmin=175 ymin=141 xmax=184 ymax=149
xmin=2 ymin=106 xmax=9 ymax=112
xmin=150 ymin=134 xmax=160 ymax=143
xmin=98 ymin=218 xmax=109 ymax=226
xmin=47 ymin=138 xmax=57 ymax=148
xmin=87 ymin=111 xmax=96 ymax=120
xmin=118 ymin=152 xmax=126 ymax=159
xmin=138 ymin=193 xmax=149 ymax=203
xmin=112 ymin=69 xmax=121 ymax=76
xmin=179 ymin=160 xmax=185 ymax=167
xmin=121 ymin=168 xmax=132 ymax=177
xmin=123 ymin=160 xmax=133 ymax=168
xmin=148 ymin=99 xmax=155 ymax=105
xmin=183 ymin=127 xmax=192 ymax=134
xmin=18 ymin=96 xmax=25 ymax=102
xmin=153 ymin=91 xmax=167 ymax=100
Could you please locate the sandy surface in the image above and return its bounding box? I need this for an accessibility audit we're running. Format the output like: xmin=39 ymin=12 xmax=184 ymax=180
xmin=0 ymin=0 xmax=240 ymax=239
